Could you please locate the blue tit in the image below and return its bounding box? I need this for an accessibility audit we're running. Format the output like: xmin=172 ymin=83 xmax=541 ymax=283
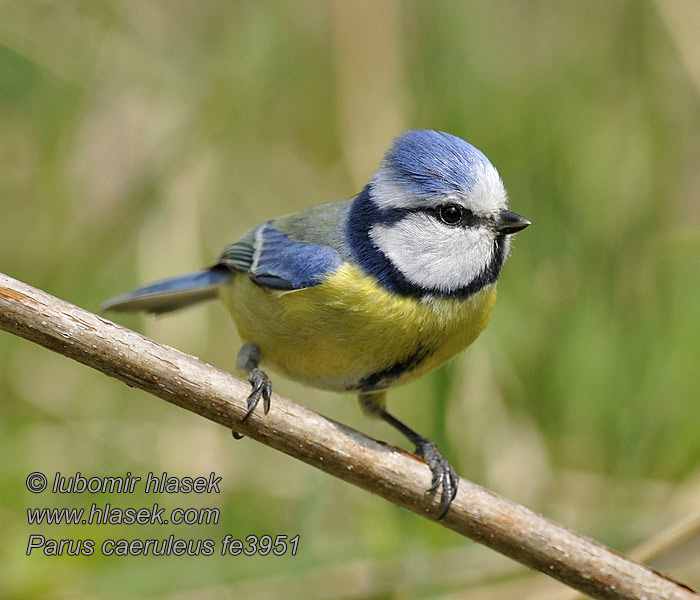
xmin=103 ymin=129 xmax=529 ymax=517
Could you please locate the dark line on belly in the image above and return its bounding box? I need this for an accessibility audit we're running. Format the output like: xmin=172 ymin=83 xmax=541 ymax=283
xmin=355 ymin=344 xmax=430 ymax=392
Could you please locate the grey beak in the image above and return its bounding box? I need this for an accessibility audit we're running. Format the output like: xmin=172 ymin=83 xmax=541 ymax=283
xmin=495 ymin=210 xmax=530 ymax=234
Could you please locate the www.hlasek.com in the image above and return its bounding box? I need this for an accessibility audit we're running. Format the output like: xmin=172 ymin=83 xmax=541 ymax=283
xmin=25 ymin=471 xmax=299 ymax=557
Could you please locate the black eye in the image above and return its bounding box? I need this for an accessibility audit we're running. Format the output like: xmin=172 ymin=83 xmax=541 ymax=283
xmin=437 ymin=205 xmax=463 ymax=226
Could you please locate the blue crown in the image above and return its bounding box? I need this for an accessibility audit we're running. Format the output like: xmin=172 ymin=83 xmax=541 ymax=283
xmin=382 ymin=130 xmax=493 ymax=198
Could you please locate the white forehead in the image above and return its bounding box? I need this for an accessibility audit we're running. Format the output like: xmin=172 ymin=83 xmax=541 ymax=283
xmin=370 ymin=163 xmax=508 ymax=216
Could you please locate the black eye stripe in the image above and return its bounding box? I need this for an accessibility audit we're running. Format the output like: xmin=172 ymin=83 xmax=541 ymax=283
xmin=432 ymin=204 xmax=484 ymax=228
xmin=375 ymin=204 xmax=493 ymax=228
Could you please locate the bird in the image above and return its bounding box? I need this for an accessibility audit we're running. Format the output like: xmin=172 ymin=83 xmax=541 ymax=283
xmin=103 ymin=129 xmax=530 ymax=518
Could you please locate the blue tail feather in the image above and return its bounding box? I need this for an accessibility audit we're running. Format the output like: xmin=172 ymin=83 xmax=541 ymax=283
xmin=102 ymin=267 xmax=232 ymax=314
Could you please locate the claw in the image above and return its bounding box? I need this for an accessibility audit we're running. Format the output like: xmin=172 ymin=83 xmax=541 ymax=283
xmin=427 ymin=470 xmax=444 ymax=493
xmin=415 ymin=438 xmax=459 ymax=519
xmin=241 ymin=367 xmax=272 ymax=422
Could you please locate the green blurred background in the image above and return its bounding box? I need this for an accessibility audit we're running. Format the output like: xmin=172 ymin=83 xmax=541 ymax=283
xmin=1 ymin=1 xmax=699 ymax=598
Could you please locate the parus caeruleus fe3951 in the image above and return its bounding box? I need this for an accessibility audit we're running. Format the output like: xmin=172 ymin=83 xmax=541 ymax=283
xmin=104 ymin=130 xmax=530 ymax=517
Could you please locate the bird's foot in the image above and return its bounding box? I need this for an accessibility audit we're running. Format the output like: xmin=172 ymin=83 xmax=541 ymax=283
xmin=414 ymin=436 xmax=459 ymax=519
xmin=231 ymin=367 xmax=272 ymax=440
xmin=231 ymin=368 xmax=272 ymax=440
xmin=242 ymin=367 xmax=272 ymax=422
xmin=232 ymin=345 xmax=270 ymax=439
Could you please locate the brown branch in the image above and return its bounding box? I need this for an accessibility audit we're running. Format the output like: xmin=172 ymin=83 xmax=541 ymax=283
xmin=0 ymin=271 xmax=696 ymax=600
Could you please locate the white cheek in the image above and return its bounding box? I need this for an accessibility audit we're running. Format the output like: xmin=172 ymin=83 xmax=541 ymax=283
xmin=370 ymin=214 xmax=495 ymax=292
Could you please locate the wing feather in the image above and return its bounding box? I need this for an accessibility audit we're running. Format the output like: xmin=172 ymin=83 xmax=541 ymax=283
xmin=218 ymin=221 xmax=343 ymax=291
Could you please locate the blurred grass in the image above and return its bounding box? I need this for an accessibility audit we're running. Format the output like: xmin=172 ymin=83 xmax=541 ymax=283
xmin=1 ymin=1 xmax=699 ymax=598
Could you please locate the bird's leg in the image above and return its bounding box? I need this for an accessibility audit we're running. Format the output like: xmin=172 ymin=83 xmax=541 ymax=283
xmin=359 ymin=392 xmax=459 ymax=519
xmin=231 ymin=344 xmax=272 ymax=439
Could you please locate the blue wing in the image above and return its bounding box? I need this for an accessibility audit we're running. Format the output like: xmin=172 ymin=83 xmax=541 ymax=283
xmin=218 ymin=220 xmax=344 ymax=291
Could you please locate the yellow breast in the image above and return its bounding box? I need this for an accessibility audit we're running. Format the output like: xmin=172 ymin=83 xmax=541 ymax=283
xmin=218 ymin=263 xmax=497 ymax=392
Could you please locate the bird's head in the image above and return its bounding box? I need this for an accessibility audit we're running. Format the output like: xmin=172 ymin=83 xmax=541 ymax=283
xmin=352 ymin=129 xmax=529 ymax=298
